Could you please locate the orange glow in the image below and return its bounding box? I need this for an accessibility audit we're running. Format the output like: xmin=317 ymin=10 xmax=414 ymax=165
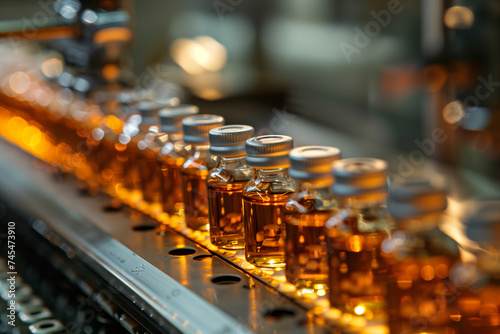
xmin=420 ymin=265 xmax=435 ymax=281
xmin=347 ymin=235 xmax=364 ymax=252
xmin=0 ymin=107 xmax=11 ymax=134
xmin=102 ymin=64 xmax=120 ymax=82
xmin=103 ymin=115 xmax=123 ymax=132
xmin=458 ymin=297 xmax=481 ymax=315
xmin=7 ymin=117 xmax=28 ymax=140
xmin=405 ymin=264 xmax=420 ymax=280
xmin=422 ymin=64 xmax=448 ymax=92
xmin=354 ymin=305 xmax=366 ymax=315
xmin=114 ymin=142 xmax=127 ymax=152
xmin=94 ymin=27 xmax=132 ymax=44
xmin=101 ymin=169 xmax=114 ymax=182
xmin=21 ymin=126 xmax=42 ymax=147
xmin=435 ymin=263 xmax=449 ymax=279
xmin=194 ymin=88 xmax=223 ymax=101
xmin=397 ymin=279 xmax=412 ymax=290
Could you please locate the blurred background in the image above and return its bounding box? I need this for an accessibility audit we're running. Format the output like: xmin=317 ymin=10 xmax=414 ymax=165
xmin=1 ymin=0 xmax=499 ymax=201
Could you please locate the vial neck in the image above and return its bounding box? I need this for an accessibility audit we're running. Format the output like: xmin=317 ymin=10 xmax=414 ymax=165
xmin=139 ymin=123 xmax=158 ymax=133
xmin=253 ymin=168 xmax=290 ymax=180
xmin=337 ymin=195 xmax=387 ymax=211
xmin=216 ymin=156 xmax=247 ymax=169
xmin=163 ymin=132 xmax=183 ymax=143
xmin=191 ymin=144 xmax=211 ymax=158
xmin=297 ymin=181 xmax=333 ymax=194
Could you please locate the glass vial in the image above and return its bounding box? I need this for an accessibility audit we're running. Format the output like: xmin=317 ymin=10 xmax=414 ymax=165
xmin=385 ymin=177 xmax=461 ymax=334
xmin=112 ymin=101 xmax=168 ymax=191
xmin=326 ymin=158 xmax=392 ymax=319
xmin=454 ymin=201 xmax=500 ymax=334
xmin=180 ymin=114 xmax=225 ymax=231
xmin=284 ymin=146 xmax=341 ymax=288
xmin=242 ymin=135 xmax=297 ymax=269
xmin=157 ymin=105 xmax=199 ymax=215
xmin=207 ymin=125 xmax=255 ymax=250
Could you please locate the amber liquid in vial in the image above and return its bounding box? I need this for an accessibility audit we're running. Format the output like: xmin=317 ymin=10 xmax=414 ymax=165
xmin=122 ymin=140 xmax=141 ymax=190
xmin=243 ymin=190 xmax=294 ymax=269
xmin=285 ymin=200 xmax=333 ymax=286
xmin=207 ymin=180 xmax=247 ymax=249
xmin=327 ymin=211 xmax=390 ymax=316
xmin=138 ymin=147 xmax=161 ymax=203
xmin=387 ymin=256 xmax=459 ymax=334
xmin=158 ymin=154 xmax=185 ymax=215
xmin=455 ymin=272 xmax=500 ymax=334
xmin=386 ymin=229 xmax=461 ymax=334
xmin=181 ymin=168 xmax=210 ymax=231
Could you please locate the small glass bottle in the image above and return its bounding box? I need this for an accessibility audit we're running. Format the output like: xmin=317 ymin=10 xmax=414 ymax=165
xmin=326 ymin=158 xmax=392 ymax=319
xmin=180 ymin=114 xmax=225 ymax=231
xmin=156 ymin=105 xmax=199 ymax=215
xmin=207 ymin=125 xmax=255 ymax=249
xmin=284 ymin=146 xmax=341 ymax=288
xmin=454 ymin=201 xmax=500 ymax=334
xmin=385 ymin=177 xmax=461 ymax=334
xmin=242 ymin=135 xmax=297 ymax=269
xmin=114 ymin=101 xmax=168 ymax=192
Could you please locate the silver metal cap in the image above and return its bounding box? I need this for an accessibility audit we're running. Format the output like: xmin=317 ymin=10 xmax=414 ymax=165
xmin=159 ymin=105 xmax=199 ymax=133
xmin=182 ymin=114 xmax=225 ymax=144
xmin=289 ymin=146 xmax=341 ymax=183
xmin=332 ymin=158 xmax=388 ymax=198
xmin=245 ymin=135 xmax=293 ymax=168
xmin=209 ymin=125 xmax=255 ymax=157
xmin=388 ymin=177 xmax=447 ymax=219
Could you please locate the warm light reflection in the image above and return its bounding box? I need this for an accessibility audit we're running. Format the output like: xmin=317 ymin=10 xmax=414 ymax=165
xmin=347 ymin=235 xmax=364 ymax=252
xmin=102 ymin=64 xmax=120 ymax=81
xmin=354 ymin=305 xmax=366 ymax=315
xmin=21 ymin=126 xmax=42 ymax=147
xmin=194 ymin=88 xmax=223 ymax=101
xmin=444 ymin=6 xmax=474 ymax=29
xmin=7 ymin=117 xmax=27 ymax=140
xmin=171 ymin=36 xmax=227 ymax=75
xmin=9 ymin=72 xmax=31 ymax=95
xmin=41 ymin=58 xmax=63 ymax=78
xmin=94 ymin=27 xmax=132 ymax=44
xmin=443 ymin=101 xmax=465 ymax=125
xmin=420 ymin=265 xmax=435 ymax=281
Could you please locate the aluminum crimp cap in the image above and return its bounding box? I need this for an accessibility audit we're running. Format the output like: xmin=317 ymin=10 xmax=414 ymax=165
xmin=332 ymin=158 xmax=388 ymax=196
xmin=388 ymin=177 xmax=447 ymax=218
xmin=245 ymin=135 xmax=293 ymax=168
xmin=136 ymin=101 xmax=172 ymax=125
xmin=209 ymin=125 xmax=255 ymax=157
xmin=159 ymin=105 xmax=199 ymax=133
xmin=182 ymin=114 xmax=225 ymax=144
xmin=289 ymin=146 xmax=341 ymax=182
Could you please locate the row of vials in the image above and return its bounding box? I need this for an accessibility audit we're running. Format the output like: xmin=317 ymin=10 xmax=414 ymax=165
xmin=84 ymin=101 xmax=499 ymax=334
xmin=0 ymin=49 xmax=498 ymax=332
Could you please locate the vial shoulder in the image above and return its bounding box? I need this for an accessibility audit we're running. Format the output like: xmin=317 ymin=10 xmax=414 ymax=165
xmin=384 ymin=226 xmax=461 ymax=260
xmin=208 ymin=167 xmax=252 ymax=184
